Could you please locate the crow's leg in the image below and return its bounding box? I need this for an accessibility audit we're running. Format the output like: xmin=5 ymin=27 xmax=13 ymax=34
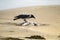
xmin=24 ymin=19 xmax=28 ymax=23
xmin=19 ymin=19 xmax=27 ymax=25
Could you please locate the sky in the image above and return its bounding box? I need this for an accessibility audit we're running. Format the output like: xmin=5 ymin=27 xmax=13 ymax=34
xmin=0 ymin=0 xmax=60 ymax=10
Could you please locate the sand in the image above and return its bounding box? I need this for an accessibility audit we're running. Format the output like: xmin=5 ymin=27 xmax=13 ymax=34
xmin=0 ymin=5 xmax=60 ymax=40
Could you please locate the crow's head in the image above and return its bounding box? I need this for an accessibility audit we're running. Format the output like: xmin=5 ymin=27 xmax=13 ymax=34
xmin=13 ymin=16 xmax=19 ymax=21
xmin=30 ymin=14 xmax=35 ymax=19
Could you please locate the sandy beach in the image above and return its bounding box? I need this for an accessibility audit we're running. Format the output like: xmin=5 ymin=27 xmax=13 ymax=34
xmin=0 ymin=5 xmax=60 ymax=40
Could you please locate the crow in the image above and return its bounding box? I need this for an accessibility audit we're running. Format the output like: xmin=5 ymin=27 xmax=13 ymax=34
xmin=13 ymin=14 xmax=35 ymax=22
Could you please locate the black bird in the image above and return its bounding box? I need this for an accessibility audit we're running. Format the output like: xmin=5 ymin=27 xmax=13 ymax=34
xmin=13 ymin=14 xmax=35 ymax=22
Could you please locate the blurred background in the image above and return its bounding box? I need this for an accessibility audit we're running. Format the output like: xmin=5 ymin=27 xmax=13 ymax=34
xmin=0 ymin=0 xmax=60 ymax=40
xmin=0 ymin=0 xmax=60 ymax=10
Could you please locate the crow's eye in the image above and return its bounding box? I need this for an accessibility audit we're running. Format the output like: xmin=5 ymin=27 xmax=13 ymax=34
xmin=15 ymin=16 xmax=20 ymax=19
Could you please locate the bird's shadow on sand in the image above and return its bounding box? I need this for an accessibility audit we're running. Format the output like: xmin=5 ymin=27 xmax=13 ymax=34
xmin=0 ymin=22 xmax=50 ymax=26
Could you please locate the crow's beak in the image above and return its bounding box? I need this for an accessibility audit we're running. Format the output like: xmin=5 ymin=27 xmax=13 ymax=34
xmin=34 ymin=17 xmax=35 ymax=19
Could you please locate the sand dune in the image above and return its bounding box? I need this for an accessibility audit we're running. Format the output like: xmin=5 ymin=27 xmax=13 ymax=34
xmin=0 ymin=5 xmax=60 ymax=40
